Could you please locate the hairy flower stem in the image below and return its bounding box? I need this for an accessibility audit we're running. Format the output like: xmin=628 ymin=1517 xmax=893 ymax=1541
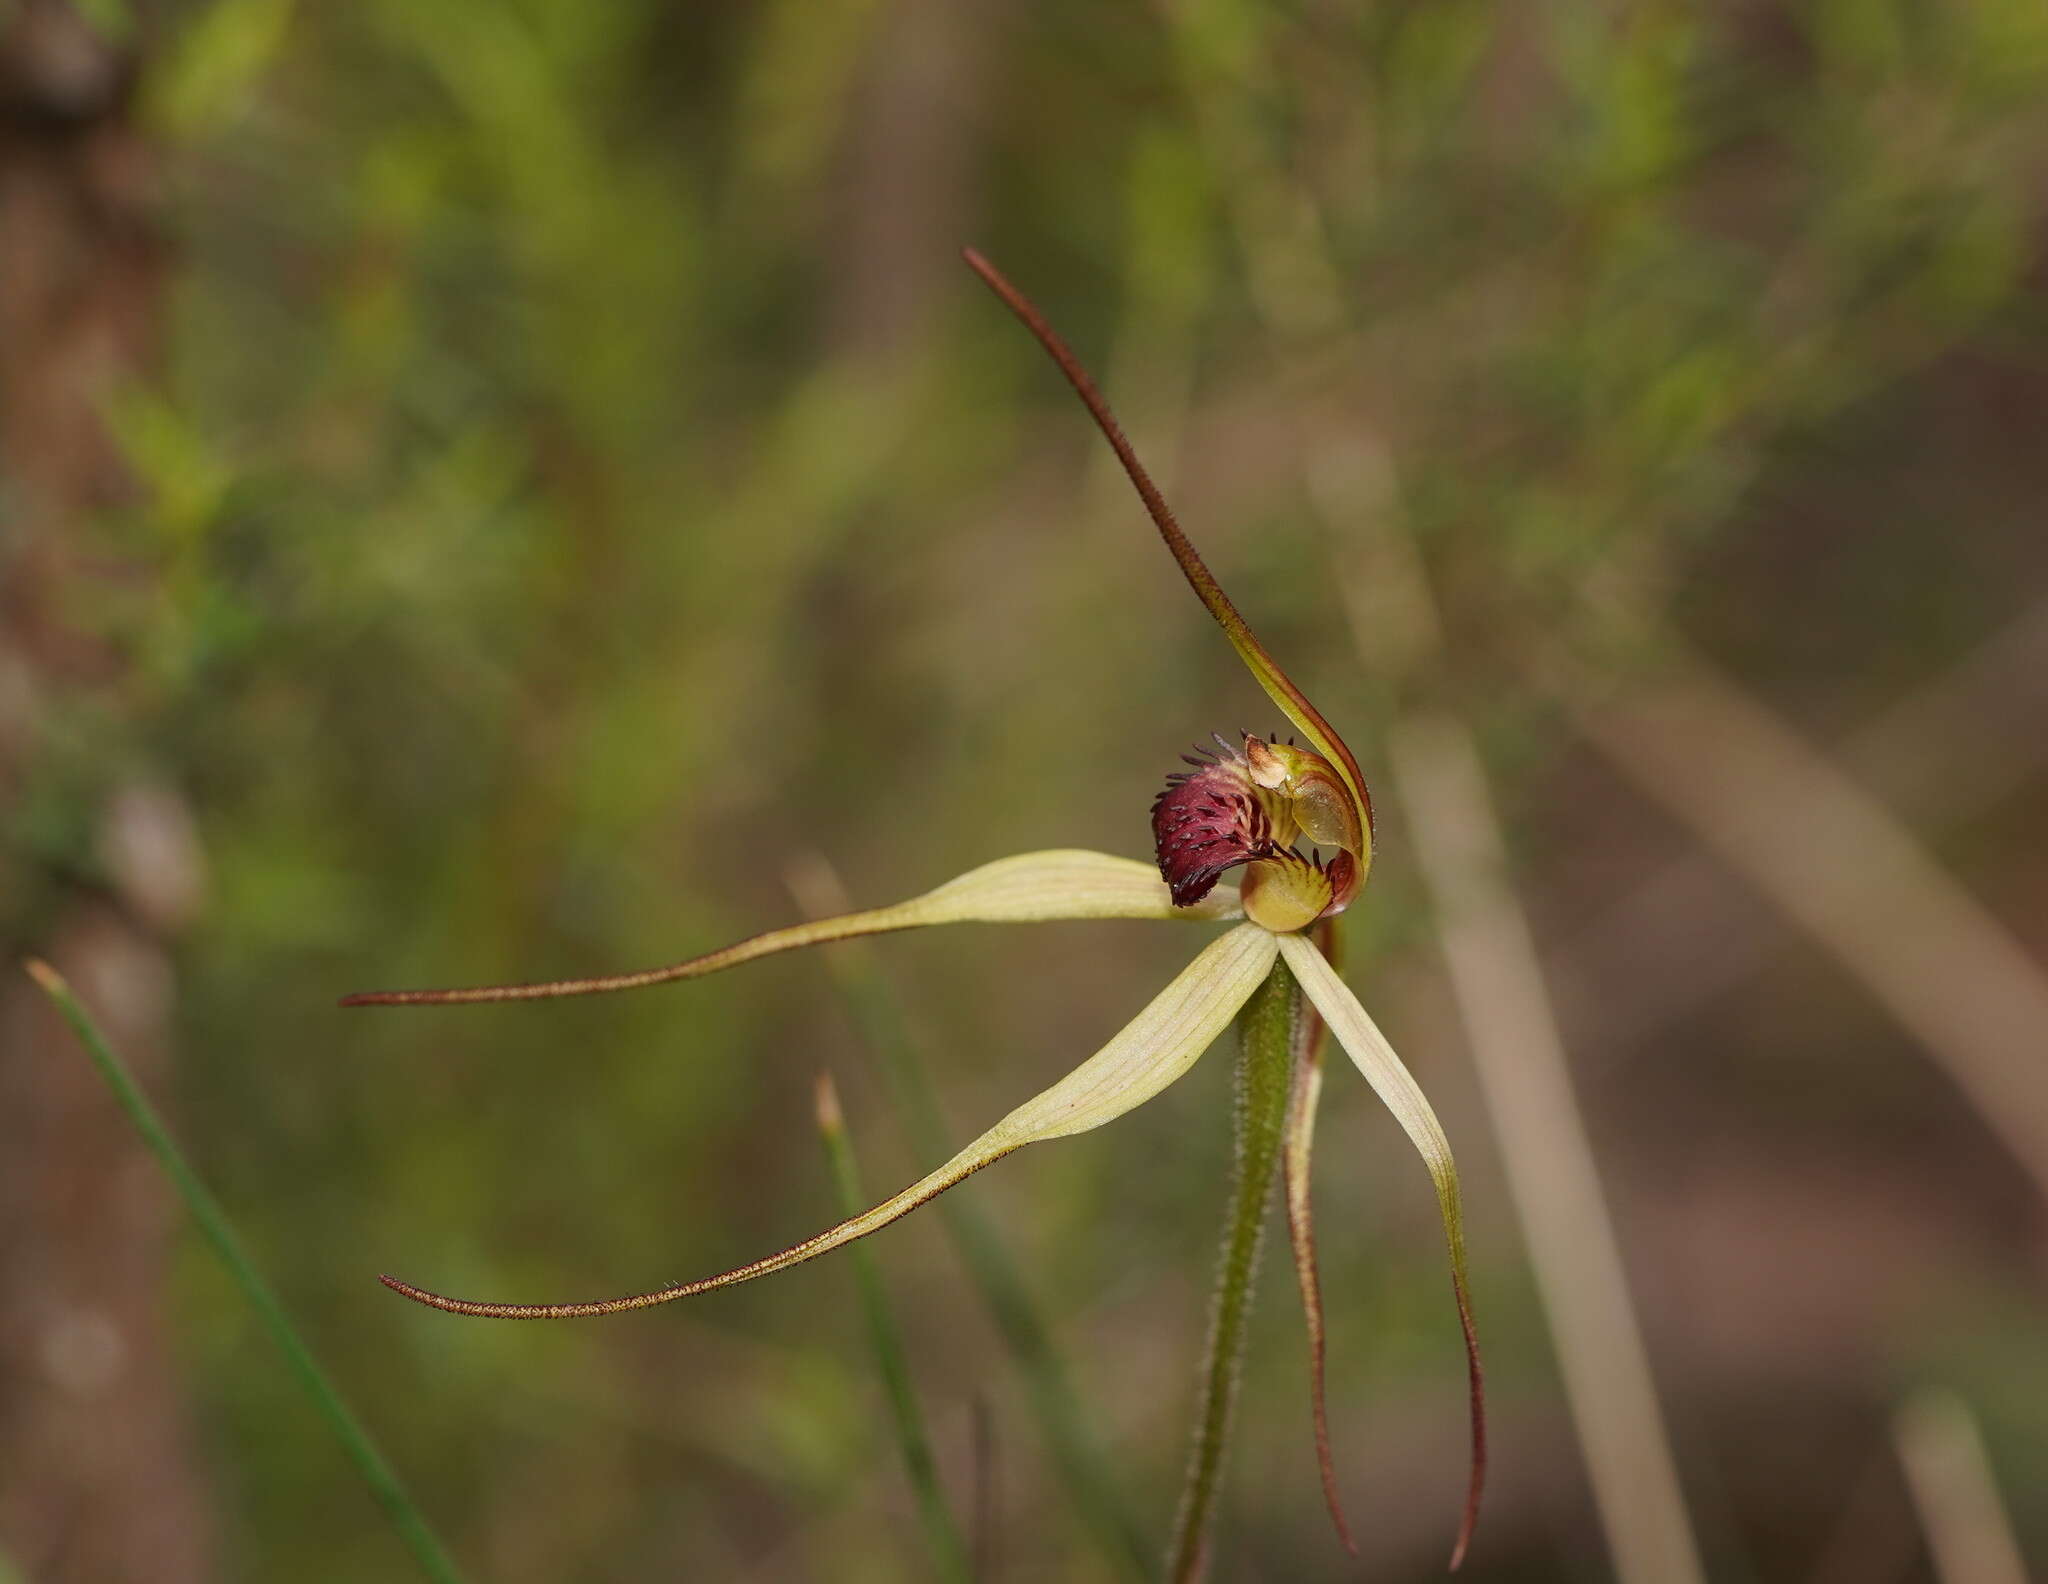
xmin=1168 ymin=960 xmax=1297 ymax=1581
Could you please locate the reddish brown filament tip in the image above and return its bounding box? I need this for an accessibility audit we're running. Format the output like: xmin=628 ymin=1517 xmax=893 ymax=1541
xmin=1449 ymin=1269 xmax=1488 ymax=1570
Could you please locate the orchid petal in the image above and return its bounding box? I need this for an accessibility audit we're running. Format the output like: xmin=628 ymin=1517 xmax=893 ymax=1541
xmin=1283 ymin=924 xmax=1357 ymax=1554
xmin=343 ymin=849 xmax=1239 ymax=1006
xmin=1277 ymin=932 xmax=1486 ymax=1570
xmin=963 ymin=249 xmax=1373 ymax=852
xmin=380 ymin=923 xmax=1280 ymax=1318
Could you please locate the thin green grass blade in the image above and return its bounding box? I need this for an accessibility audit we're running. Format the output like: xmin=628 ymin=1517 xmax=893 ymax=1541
xmin=24 ymin=960 xmax=466 ymax=1584
xmin=1166 ymin=959 xmax=1295 ymax=1582
xmin=971 ymin=1394 xmax=998 ymax=1579
xmin=814 ymin=1072 xmax=973 ymax=1583
xmin=788 ymin=860 xmax=1156 ymax=1583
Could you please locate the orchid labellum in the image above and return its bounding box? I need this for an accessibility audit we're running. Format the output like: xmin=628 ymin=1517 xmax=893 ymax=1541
xmin=345 ymin=251 xmax=1485 ymax=1572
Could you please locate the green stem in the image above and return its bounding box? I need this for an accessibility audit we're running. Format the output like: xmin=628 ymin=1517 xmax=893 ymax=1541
xmin=814 ymin=1074 xmax=973 ymax=1584
xmin=1166 ymin=958 xmax=1296 ymax=1582
xmin=23 ymin=961 xmax=465 ymax=1584
xmin=806 ymin=929 xmax=1156 ymax=1580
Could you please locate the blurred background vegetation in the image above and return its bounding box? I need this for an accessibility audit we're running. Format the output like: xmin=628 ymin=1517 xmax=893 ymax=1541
xmin=2 ymin=0 xmax=2045 ymax=1578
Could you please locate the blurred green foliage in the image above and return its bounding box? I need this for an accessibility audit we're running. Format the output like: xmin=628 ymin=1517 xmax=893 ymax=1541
xmin=19 ymin=0 xmax=2047 ymax=1576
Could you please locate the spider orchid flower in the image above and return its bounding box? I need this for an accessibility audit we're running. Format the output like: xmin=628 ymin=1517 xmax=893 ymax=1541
xmin=344 ymin=251 xmax=1485 ymax=1569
